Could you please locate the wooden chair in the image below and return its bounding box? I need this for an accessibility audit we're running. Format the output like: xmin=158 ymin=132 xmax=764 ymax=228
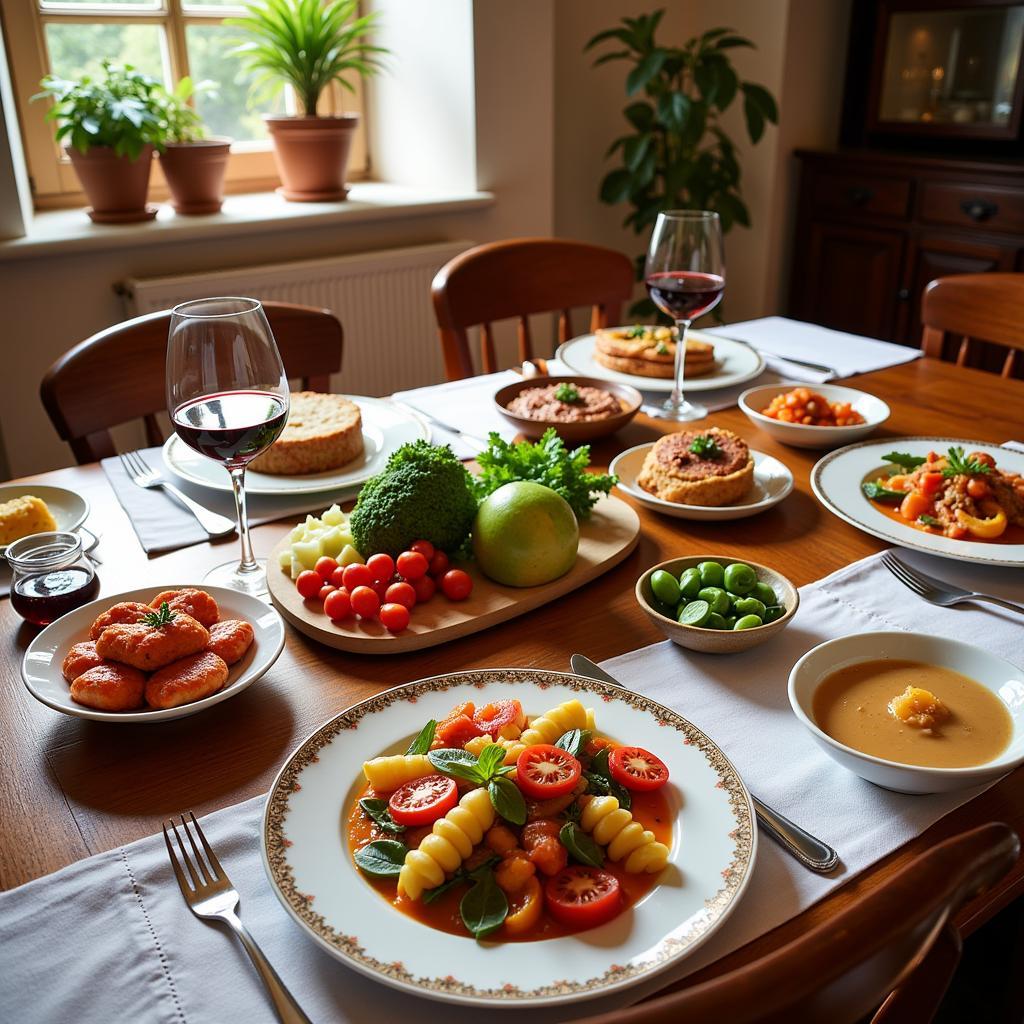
xmin=921 ymin=273 xmax=1024 ymax=378
xmin=431 ymin=237 xmax=634 ymax=379
xmin=41 ymin=301 xmax=343 ymax=464
xmin=576 ymin=822 xmax=1020 ymax=1024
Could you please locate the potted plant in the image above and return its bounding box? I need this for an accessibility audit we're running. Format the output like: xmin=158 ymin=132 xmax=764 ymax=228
xmin=227 ymin=0 xmax=386 ymax=202
xmin=35 ymin=60 xmax=168 ymax=223
xmin=158 ymin=78 xmax=232 ymax=215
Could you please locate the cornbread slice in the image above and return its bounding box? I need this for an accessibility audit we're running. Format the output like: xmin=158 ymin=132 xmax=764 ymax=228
xmin=250 ymin=392 xmax=364 ymax=475
xmin=0 ymin=495 xmax=57 ymax=545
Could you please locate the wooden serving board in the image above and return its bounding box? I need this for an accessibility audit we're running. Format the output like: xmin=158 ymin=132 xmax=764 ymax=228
xmin=266 ymin=494 xmax=640 ymax=654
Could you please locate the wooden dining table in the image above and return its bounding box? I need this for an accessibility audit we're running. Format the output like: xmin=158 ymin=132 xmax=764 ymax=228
xmin=2 ymin=355 xmax=1022 ymax=998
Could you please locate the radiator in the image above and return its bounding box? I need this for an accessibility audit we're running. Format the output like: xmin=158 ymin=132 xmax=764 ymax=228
xmin=123 ymin=241 xmax=472 ymax=395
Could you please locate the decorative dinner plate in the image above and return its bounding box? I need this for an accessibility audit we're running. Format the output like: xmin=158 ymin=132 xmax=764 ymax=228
xmin=261 ymin=669 xmax=756 ymax=1007
xmin=610 ymin=443 xmax=793 ymax=520
xmin=21 ymin=584 xmax=286 ymax=723
xmin=811 ymin=437 xmax=1024 ymax=568
xmin=0 ymin=484 xmax=89 ymax=555
xmin=556 ymin=331 xmax=765 ymax=393
xmin=162 ymin=396 xmax=430 ymax=496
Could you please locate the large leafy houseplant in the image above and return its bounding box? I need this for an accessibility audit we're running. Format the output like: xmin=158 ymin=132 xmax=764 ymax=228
xmin=586 ymin=11 xmax=778 ymax=315
xmin=227 ymin=0 xmax=386 ymax=202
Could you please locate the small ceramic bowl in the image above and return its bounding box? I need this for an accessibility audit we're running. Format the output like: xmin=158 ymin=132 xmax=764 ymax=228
xmin=738 ymin=382 xmax=890 ymax=449
xmin=788 ymin=631 xmax=1024 ymax=794
xmin=494 ymin=375 xmax=642 ymax=442
xmin=635 ymin=555 xmax=799 ymax=654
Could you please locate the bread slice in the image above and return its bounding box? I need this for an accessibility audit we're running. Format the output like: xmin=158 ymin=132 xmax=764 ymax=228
xmin=249 ymin=392 xmax=364 ymax=475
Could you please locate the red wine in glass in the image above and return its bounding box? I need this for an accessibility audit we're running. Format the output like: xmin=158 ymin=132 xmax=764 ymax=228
xmin=172 ymin=390 xmax=288 ymax=465
xmin=645 ymin=271 xmax=725 ymax=321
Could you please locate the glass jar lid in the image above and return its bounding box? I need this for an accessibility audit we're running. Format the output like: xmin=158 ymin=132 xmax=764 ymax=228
xmin=6 ymin=531 xmax=84 ymax=573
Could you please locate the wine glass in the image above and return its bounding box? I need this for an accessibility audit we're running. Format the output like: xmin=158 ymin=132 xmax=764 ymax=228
xmin=644 ymin=210 xmax=725 ymax=421
xmin=167 ymin=297 xmax=289 ymax=595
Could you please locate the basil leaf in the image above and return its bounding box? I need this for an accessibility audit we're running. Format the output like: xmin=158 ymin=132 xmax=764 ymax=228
xmin=423 ymin=874 xmax=467 ymax=904
xmin=476 ymin=743 xmax=508 ymax=781
xmin=883 ymin=451 xmax=926 ymax=470
xmin=466 ymin=855 xmax=500 ymax=881
xmin=554 ymin=728 xmax=591 ymax=758
xmin=460 ymin=870 xmax=508 ymax=939
xmin=406 ymin=719 xmax=437 ymax=756
xmin=586 ymin=747 xmax=631 ymax=810
xmin=591 ymin=746 xmax=611 ymax=775
xmin=428 ymin=748 xmax=483 ymax=783
xmin=353 ymin=839 xmax=407 ymax=877
xmin=559 ymin=822 xmax=604 ymax=868
xmin=358 ymin=797 xmax=406 ymax=834
xmin=918 ymin=514 xmax=941 ymax=527
xmin=489 ymin=776 xmax=527 ymax=825
xmin=862 ymin=481 xmax=906 ymax=503
xmin=609 ymin=779 xmax=632 ymax=811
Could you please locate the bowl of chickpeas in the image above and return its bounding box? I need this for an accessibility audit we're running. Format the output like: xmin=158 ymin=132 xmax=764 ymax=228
xmin=738 ymin=382 xmax=889 ymax=449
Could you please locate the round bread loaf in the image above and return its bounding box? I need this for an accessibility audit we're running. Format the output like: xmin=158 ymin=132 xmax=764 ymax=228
xmin=249 ymin=391 xmax=364 ymax=475
xmin=637 ymin=427 xmax=754 ymax=506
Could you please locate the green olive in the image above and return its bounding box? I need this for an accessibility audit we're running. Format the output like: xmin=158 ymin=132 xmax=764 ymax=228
xmin=650 ymin=569 xmax=680 ymax=607
xmin=752 ymin=581 xmax=777 ymax=607
xmin=696 ymin=561 xmax=725 ymax=588
xmin=734 ymin=614 xmax=764 ymax=630
xmin=762 ymin=605 xmax=786 ymax=623
xmin=678 ymin=567 xmax=702 ymax=599
xmin=697 ymin=586 xmax=730 ymax=615
xmin=723 ymin=563 xmax=757 ymax=595
xmin=733 ymin=597 xmax=766 ymax=618
xmin=678 ymin=599 xmax=711 ymax=627
xmin=706 ymin=612 xmax=729 ymax=630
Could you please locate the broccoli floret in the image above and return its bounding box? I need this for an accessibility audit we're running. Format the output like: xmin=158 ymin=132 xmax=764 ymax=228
xmin=350 ymin=441 xmax=477 ymax=556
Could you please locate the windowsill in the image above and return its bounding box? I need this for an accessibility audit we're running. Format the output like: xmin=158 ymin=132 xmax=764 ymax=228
xmin=0 ymin=182 xmax=495 ymax=262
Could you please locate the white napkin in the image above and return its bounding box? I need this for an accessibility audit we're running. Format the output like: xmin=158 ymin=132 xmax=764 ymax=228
xmin=2 ymin=551 xmax=1020 ymax=1024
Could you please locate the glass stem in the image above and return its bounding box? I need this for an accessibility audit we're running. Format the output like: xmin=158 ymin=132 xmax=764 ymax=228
xmin=670 ymin=318 xmax=692 ymax=410
xmin=228 ymin=465 xmax=259 ymax=575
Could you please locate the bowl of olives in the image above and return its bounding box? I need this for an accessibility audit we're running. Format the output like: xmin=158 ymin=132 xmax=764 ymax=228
xmin=636 ymin=556 xmax=799 ymax=654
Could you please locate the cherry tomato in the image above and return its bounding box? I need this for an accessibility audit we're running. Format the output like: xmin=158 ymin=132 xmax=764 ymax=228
xmin=295 ymin=570 xmax=323 ymax=600
xmin=314 ymin=556 xmax=338 ymax=581
xmin=440 ymin=568 xmax=472 ymax=601
xmin=544 ymin=867 xmax=622 ymax=929
xmin=396 ymin=550 xmax=429 ymax=581
xmin=608 ymin=746 xmax=669 ymax=792
xmin=342 ymin=563 xmax=373 ymax=591
xmin=968 ymin=451 xmax=996 ymax=470
xmin=387 ymin=773 xmax=457 ymax=826
xmin=412 ymin=575 xmax=436 ymax=603
xmin=385 ymin=581 xmax=417 ymax=610
xmin=410 ymin=539 xmax=435 ymax=560
xmin=474 ymin=699 xmax=524 ymax=739
xmin=515 ymin=744 xmax=582 ymax=801
xmin=323 ymin=588 xmax=352 ymax=621
xmin=317 ymin=584 xmax=336 ymax=603
xmin=967 ymin=478 xmax=990 ymax=499
xmin=350 ymin=585 xmax=381 ymax=619
xmin=330 ymin=566 xmax=347 ymax=588
xmin=428 ymin=550 xmax=449 ymax=577
xmin=379 ymin=602 xmax=411 ymax=634
xmin=919 ymin=472 xmax=943 ymax=497
xmin=436 ymin=701 xmax=484 ymax=746
xmin=367 ymin=553 xmax=395 ymax=583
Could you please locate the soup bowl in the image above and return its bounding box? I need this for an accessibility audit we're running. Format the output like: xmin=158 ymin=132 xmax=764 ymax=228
xmin=788 ymin=631 xmax=1024 ymax=794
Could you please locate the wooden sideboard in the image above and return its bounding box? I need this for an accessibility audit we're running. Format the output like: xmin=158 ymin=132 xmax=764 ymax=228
xmin=788 ymin=149 xmax=1024 ymax=346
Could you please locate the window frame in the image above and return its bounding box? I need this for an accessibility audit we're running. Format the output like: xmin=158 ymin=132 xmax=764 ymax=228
xmin=1 ymin=0 xmax=367 ymax=209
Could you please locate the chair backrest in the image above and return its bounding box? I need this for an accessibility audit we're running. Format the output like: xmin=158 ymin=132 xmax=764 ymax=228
xmin=921 ymin=273 xmax=1024 ymax=377
xmin=576 ymin=822 xmax=1019 ymax=1024
xmin=41 ymin=301 xmax=343 ymax=464
xmin=431 ymin=237 xmax=635 ymax=379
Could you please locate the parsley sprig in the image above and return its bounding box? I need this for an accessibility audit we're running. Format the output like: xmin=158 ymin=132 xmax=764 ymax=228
xmin=141 ymin=602 xmax=176 ymax=628
xmin=554 ymin=382 xmax=581 ymax=404
xmin=943 ymin=446 xmax=992 ymax=478
xmin=689 ymin=434 xmax=723 ymax=459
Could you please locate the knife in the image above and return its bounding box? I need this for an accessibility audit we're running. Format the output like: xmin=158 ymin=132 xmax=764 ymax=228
xmin=708 ymin=333 xmax=838 ymax=377
xmin=393 ymin=403 xmax=489 ymax=452
xmin=569 ymin=654 xmax=840 ymax=874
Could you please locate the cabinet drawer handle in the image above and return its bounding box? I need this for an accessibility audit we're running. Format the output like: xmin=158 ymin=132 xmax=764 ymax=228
xmin=961 ymin=199 xmax=998 ymax=222
xmin=848 ymin=187 xmax=874 ymax=206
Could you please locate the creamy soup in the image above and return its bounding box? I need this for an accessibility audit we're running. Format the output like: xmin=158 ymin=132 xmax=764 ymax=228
xmin=813 ymin=658 xmax=1013 ymax=769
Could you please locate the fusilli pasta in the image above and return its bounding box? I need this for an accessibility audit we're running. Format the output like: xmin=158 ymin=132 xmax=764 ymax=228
xmin=362 ymin=753 xmax=434 ymax=791
xmin=499 ymin=698 xmax=595 ymax=764
xmin=579 ymin=795 xmax=669 ymax=873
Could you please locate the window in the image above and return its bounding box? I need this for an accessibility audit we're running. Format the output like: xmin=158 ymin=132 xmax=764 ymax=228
xmin=1 ymin=1 xmax=367 ymax=208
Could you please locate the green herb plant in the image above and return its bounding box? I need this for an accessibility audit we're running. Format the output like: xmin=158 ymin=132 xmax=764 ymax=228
xmin=160 ymin=77 xmax=217 ymax=144
xmin=943 ymin=447 xmax=992 ymax=478
xmin=227 ymin=0 xmax=386 ymax=116
xmin=586 ymin=11 xmax=778 ymax=316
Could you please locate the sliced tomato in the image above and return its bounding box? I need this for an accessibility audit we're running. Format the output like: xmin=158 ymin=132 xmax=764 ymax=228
xmin=515 ymin=744 xmax=582 ymax=801
xmin=474 ymin=699 xmax=524 ymax=740
xmin=608 ymin=746 xmax=669 ymax=792
xmin=436 ymin=701 xmax=485 ymax=747
xmin=544 ymin=867 xmax=621 ymax=929
xmin=387 ymin=773 xmax=458 ymax=826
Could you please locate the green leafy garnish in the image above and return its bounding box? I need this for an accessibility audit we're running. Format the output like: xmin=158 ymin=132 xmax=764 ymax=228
xmin=862 ymin=481 xmax=907 ymax=503
xmin=422 ymin=856 xmax=500 ymax=905
xmin=353 ymin=839 xmax=407 ymax=877
xmin=654 ymin=342 xmax=670 ymax=355
xmin=460 ymin=868 xmax=508 ymax=939
xmin=689 ymin=435 xmax=723 ymax=459
xmin=488 ymin=776 xmax=527 ymax=825
xmin=427 ymin=747 xmax=487 ymax=783
xmin=554 ymin=383 xmax=581 ymax=403
xmin=584 ymin=747 xmax=631 ymax=810
xmin=626 ymin=324 xmax=647 ymax=338
xmin=472 ymin=429 xmax=617 ymax=520
xmin=405 ymin=720 xmax=437 ymax=756
xmin=918 ymin=514 xmax=941 ymax=527
xmin=428 ymin=745 xmax=519 ymax=820
xmin=141 ymin=602 xmax=176 ymax=628
xmin=943 ymin=446 xmax=992 ymax=478
xmin=554 ymin=728 xmax=591 ymax=759
xmin=559 ymin=822 xmax=604 ymax=868
xmin=358 ymin=798 xmax=405 ymax=835
xmin=882 ymin=451 xmax=926 ymax=471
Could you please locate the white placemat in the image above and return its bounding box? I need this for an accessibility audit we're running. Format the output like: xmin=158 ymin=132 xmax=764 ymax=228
xmin=2 ymin=549 xmax=1020 ymax=1023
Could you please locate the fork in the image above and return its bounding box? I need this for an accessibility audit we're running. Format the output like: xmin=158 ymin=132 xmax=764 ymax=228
xmin=163 ymin=812 xmax=312 ymax=1024
xmin=882 ymin=550 xmax=1024 ymax=617
xmin=120 ymin=450 xmax=236 ymax=537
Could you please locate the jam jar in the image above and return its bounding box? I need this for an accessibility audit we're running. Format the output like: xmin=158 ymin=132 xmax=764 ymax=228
xmin=8 ymin=531 xmax=100 ymax=626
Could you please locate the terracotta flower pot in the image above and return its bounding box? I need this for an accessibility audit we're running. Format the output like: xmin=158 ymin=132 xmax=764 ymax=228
xmin=264 ymin=115 xmax=358 ymax=202
xmin=66 ymin=145 xmax=156 ymax=223
xmin=159 ymin=138 xmax=232 ymax=215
